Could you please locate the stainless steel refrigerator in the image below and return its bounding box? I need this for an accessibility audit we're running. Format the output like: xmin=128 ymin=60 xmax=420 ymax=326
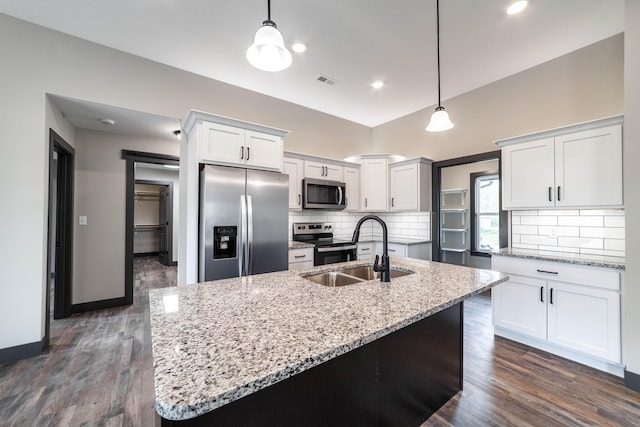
xmin=199 ymin=164 xmax=289 ymax=282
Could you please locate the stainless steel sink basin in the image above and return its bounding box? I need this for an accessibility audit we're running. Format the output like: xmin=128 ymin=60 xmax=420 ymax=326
xmin=303 ymin=272 xmax=365 ymax=287
xmin=302 ymin=266 xmax=414 ymax=286
xmin=339 ymin=266 xmax=414 ymax=280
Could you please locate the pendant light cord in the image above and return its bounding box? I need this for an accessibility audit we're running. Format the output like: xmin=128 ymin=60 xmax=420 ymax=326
xmin=436 ymin=0 xmax=442 ymax=108
xmin=267 ymin=0 xmax=271 ymax=21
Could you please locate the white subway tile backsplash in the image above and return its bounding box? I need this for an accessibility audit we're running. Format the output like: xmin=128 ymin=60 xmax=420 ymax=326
xmin=558 ymin=216 xmax=603 ymax=227
xmin=520 ymin=215 xmax=558 ymax=226
xmin=605 ymin=216 xmax=625 ymax=227
xmin=512 ymin=225 xmax=538 ymax=235
xmin=511 ymin=208 xmax=624 ymax=257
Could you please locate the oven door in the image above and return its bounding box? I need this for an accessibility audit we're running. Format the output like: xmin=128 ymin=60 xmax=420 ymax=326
xmin=315 ymin=244 xmax=357 ymax=266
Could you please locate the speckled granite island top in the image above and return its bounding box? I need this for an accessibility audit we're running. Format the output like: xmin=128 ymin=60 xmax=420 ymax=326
xmin=495 ymin=247 xmax=625 ymax=270
xmin=149 ymin=257 xmax=508 ymax=421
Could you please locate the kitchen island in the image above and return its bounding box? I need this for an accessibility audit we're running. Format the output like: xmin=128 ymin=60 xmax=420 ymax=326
xmin=149 ymin=257 xmax=508 ymax=426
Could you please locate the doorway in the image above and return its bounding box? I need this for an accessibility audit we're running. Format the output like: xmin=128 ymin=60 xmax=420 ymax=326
xmin=134 ymin=180 xmax=174 ymax=266
xmin=45 ymin=130 xmax=74 ymax=346
xmin=431 ymin=151 xmax=508 ymax=268
xmin=122 ymin=151 xmax=179 ymax=305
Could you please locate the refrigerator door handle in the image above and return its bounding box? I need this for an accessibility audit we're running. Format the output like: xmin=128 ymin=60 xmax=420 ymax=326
xmin=247 ymin=195 xmax=254 ymax=275
xmin=240 ymin=195 xmax=247 ymax=276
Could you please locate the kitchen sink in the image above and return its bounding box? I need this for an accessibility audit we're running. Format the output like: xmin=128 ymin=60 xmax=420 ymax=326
xmin=303 ymin=271 xmax=366 ymax=287
xmin=301 ymin=266 xmax=414 ymax=287
xmin=339 ymin=266 xmax=414 ymax=280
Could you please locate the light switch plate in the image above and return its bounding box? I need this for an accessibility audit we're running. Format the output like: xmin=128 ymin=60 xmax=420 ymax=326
xmin=79 ymin=216 xmax=87 ymax=226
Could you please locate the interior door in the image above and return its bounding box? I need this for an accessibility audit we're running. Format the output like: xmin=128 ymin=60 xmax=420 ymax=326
xmin=158 ymin=185 xmax=172 ymax=266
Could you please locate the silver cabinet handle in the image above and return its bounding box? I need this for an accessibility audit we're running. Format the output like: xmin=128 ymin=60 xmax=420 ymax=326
xmin=557 ymin=186 xmax=561 ymax=201
xmin=360 ymin=248 xmax=370 ymax=251
xmin=240 ymin=146 xmax=244 ymax=160
xmin=548 ymin=187 xmax=552 ymax=202
xmin=246 ymin=147 xmax=250 ymax=161
xmin=294 ymin=254 xmax=307 ymax=259
xmin=389 ymin=249 xmax=396 ymax=252
xmin=391 ymin=197 xmax=395 ymax=207
xmin=298 ymin=194 xmax=301 ymax=206
xmin=365 ymin=198 xmax=368 ymax=208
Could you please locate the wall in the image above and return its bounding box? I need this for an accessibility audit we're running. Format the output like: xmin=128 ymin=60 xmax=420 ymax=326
xmin=624 ymin=0 xmax=640 ymax=386
xmin=371 ymin=34 xmax=624 ymax=161
xmin=73 ymin=129 xmax=179 ymax=304
xmin=135 ymin=167 xmax=180 ymax=263
xmin=0 ymin=13 xmax=370 ymax=352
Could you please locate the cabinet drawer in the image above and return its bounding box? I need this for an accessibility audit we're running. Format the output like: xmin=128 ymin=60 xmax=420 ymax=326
xmin=288 ymin=248 xmax=314 ymax=264
xmin=387 ymin=243 xmax=408 ymax=257
xmin=357 ymin=242 xmax=375 ymax=259
xmin=492 ymin=255 xmax=620 ymax=291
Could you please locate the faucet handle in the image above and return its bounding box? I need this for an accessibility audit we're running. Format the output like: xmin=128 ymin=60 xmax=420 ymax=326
xmin=373 ymin=254 xmax=380 ymax=272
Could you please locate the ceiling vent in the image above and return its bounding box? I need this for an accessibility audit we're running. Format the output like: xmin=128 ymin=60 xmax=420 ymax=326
xmin=316 ymin=75 xmax=337 ymax=86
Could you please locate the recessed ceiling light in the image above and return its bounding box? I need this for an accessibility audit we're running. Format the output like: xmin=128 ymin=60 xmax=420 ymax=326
xmin=99 ymin=118 xmax=115 ymax=126
xmin=371 ymin=81 xmax=384 ymax=89
xmin=507 ymin=0 xmax=528 ymax=15
xmin=292 ymin=43 xmax=307 ymax=53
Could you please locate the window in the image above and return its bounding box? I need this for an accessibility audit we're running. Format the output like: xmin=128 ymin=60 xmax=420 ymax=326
xmin=472 ymin=173 xmax=499 ymax=254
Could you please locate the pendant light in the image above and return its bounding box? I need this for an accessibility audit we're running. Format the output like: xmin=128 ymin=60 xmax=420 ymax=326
xmin=246 ymin=0 xmax=292 ymax=72
xmin=426 ymin=0 xmax=454 ymax=132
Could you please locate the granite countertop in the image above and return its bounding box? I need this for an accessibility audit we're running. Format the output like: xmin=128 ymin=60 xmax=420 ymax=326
xmin=149 ymin=258 xmax=507 ymax=421
xmin=288 ymin=241 xmax=315 ymax=250
xmin=494 ymin=247 xmax=625 ymax=270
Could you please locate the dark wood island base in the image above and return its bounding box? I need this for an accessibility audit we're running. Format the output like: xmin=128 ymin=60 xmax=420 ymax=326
xmin=161 ymin=302 xmax=462 ymax=426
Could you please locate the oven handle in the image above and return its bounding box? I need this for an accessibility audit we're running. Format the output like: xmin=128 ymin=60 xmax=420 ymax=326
xmin=316 ymin=245 xmax=357 ymax=253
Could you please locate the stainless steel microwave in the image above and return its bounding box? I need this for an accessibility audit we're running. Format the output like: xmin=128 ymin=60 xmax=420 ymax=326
xmin=302 ymin=178 xmax=347 ymax=210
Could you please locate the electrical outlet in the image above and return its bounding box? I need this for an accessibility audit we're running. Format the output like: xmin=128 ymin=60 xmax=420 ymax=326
xmin=79 ymin=216 xmax=87 ymax=226
xmin=548 ymin=227 xmax=557 ymax=238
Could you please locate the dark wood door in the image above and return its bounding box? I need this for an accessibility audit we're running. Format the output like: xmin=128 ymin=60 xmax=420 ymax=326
xmin=158 ymin=185 xmax=171 ymax=266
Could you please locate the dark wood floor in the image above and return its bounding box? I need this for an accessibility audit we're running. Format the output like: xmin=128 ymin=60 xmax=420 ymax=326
xmin=1 ymin=258 xmax=639 ymax=426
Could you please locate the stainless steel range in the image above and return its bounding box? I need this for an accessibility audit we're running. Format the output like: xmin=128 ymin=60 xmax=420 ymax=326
xmin=292 ymin=222 xmax=357 ymax=266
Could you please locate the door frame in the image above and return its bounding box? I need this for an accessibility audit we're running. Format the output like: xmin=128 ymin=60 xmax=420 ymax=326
xmin=134 ymin=180 xmax=174 ymax=265
xmin=46 ymin=129 xmax=75 ymax=345
xmin=122 ymin=150 xmax=178 ymax=305
xmin=431 ymin=150 xmax=507 ymax=262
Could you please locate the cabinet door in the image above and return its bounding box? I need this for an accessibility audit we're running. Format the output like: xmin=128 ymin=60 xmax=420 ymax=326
xmin=357 ymin=242 xmax=375 ymax=260
xmin=547 ymin=281 xmax=621 ymax=363
xmin=502 ymin=138 xmax=555 ymax=209
xmin=343 ymin=167 xmax=361 ymax=211
xmin=283 ymin=157 xmax=303 ymax=210
xmin=492 ymin=274 xmax=547 ymax=340
xmin=304 ymin=161 xmax=343 ymax=180
xmin=554 ymin=124 xmax=623 ymax=207
xmin=199 ymin=122 xmax=244 ymax=165
xmin=390 ymin=163 xmax=418 ymax=211
xmin=245 ymin=131 xmax=283 ymax=171
xmin=362 ymin=158 xmax=389 ymax=211
xmin=387 ymin=243 xmax=408 ymax=257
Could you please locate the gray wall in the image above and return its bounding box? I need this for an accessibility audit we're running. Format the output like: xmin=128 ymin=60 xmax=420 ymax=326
xmin=371 ymin=34 xmax=624 ymax=161
xmin=624 ymin=0 xmax=640 ymax=382
xmin=73 ymin=129 xmax=179 ymax=304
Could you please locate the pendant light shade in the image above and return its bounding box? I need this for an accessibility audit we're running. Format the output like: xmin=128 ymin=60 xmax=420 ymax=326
xmin=426 ymin=0 xmax=454 ymax=132
xmin=246 ymin=1 xmax=292 ymax=72
xmin=426 ymin=106 xmax=454 ymax=132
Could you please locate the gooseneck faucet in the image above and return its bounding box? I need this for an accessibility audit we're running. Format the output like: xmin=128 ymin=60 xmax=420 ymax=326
xmin=352 ymin=215 xmax=391 ymax=282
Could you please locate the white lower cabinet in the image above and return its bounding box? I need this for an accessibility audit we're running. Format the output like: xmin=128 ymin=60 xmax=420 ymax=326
xmin=288 ymin=247 xmax=314 ymax=270
xmin=357 ymin=242 xmax=375 ymax=260
xmin=492 ymin=255 xmax=621 ymax=373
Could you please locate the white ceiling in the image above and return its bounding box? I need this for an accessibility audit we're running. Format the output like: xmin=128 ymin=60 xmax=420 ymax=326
xmin=2 ymin=0 xmax=625 ymax=127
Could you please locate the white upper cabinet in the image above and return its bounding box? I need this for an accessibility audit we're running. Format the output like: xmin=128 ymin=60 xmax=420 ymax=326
xmin=283 ymin=157 xmax=303 ymax=210
xmin=303 ymin=160 xmax=343 ymax=181
xmin=343 ymin=166 xmax=361 ymax=211
xmin=361 ymin=157 xmax=389 ymax=212
xmin=389 ymin=158 xmax=432 ymax=212
xmin=185 ymin=111 xmax=288 ymax=172
xmin=498 ymin=116 xmax=623 ymax=209
xmin=554 ymin=125 xmax=623 ymax=207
